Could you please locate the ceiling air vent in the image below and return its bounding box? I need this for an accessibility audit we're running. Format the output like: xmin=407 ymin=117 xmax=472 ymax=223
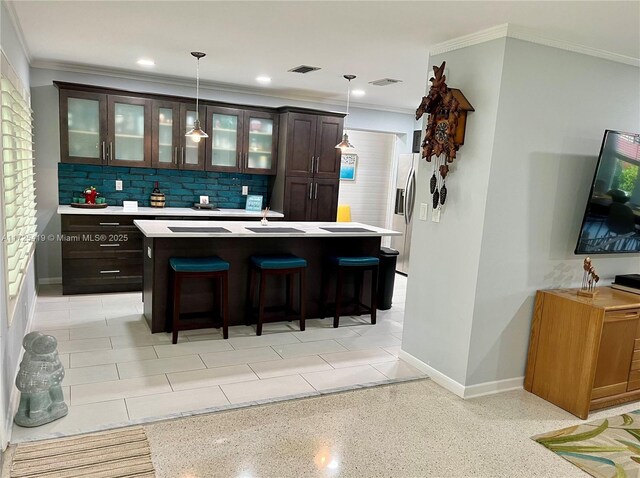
xmin=288 ymin=65 xmax=321 ymax=74
xmin=369 ymin=78 xmax=403 ymax=86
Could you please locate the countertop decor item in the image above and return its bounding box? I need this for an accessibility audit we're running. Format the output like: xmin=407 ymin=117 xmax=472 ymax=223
xmin=150 ymin=181 xmax=165 ymax=208
xmin=335 ymin=75 xmax=356 ymax=152
xmin=14 ymin=332 xmax=68 ymax=427
xmin=70 ymin=202 xmax=108 ymax=209
xmin=185 ymin=52 xmax=208 ymax=143
xmin=415 ymin=61 xmax=474 ymax=219
xmin=83 ymin=186 xmax=98 ymax=204
xmin=579 ymin=257 xmax=600 ymax=298
xmin=261 ymin=207 xmax=269 ymax=226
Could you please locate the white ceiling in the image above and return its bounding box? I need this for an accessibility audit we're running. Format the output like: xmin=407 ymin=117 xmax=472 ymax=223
xmin=10 ymin=1 xmax=640 ymax=112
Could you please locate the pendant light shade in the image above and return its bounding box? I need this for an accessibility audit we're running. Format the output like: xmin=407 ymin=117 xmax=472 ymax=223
xmin=186 ymin=51 xmax=209 ymax=142
xmin=336 ymin=74 xmax=356 ymax=152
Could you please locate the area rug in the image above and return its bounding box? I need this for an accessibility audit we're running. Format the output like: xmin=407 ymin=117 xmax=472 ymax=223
xmin=10 ymin=426 xmax=155 ymax=478
xmin=533 ymin=410 xmax=640 ymax=478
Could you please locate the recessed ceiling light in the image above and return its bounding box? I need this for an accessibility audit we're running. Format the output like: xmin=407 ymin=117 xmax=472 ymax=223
xmin=351 ymin=89 xmax=365 ymax=97
xmin=137 ymin=59 xmax=155 ymax=67
xmin=256 ymin=76 xmax=271 ymax=84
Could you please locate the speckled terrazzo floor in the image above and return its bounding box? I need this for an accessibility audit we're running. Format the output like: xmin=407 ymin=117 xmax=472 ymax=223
xmin=5 ymin=378 xmax=640 ymax=477
xmin=140 ymin=379 xmax=640 ymax=478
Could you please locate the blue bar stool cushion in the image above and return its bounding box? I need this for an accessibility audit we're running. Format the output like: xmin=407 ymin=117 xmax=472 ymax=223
xmin=251 ymin=254 xmax=308 ymax=270
xmin=330 ymin=256 xmax=380 ymax=267
xmin=170 ymin=256 xmax=230 ymax=273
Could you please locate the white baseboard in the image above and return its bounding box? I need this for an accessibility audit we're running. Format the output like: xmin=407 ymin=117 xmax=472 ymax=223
xmin=38 ymin=277 xmax=62 ymax=286
xmin=399 ymin=350 xmax=466 ymax=398
xmin=399 ymin=350 xmax=524 ymax=399
xmin=463 ymin=376 xmax=524 ymax=399
xmin=3 ymin=288 xmax=37 ymax=448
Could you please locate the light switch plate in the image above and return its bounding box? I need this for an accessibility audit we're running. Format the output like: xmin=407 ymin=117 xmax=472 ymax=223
xmin=115 ymin=180 xmax=123 ymax=191
xmin=419 ymin=203 xmax=428 ymax=221
xmin=242 ymin=186 xmax=249 ymax=195
xmin=432 ymin=208 xmax=441 ymax=223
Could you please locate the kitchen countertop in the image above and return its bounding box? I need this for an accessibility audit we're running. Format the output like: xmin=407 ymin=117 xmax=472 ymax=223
xmin=134 ymin=220 xmax=401 ymax=238
xmin=57 ymin=205 xmax=284 ymax=218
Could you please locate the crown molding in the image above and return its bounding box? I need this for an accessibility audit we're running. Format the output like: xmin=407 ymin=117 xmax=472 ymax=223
xmin=3 ymin=0 xmax=32 ymax=63
xmin=429 ymin=23 xmax=639 ymax=68
xmin=30 ymin=59 xmax=415 ymax=115
xmin=429 ymin=24 xmax=510 ymax=56
xmin=506 ymin=24 xmax=640 ymax=68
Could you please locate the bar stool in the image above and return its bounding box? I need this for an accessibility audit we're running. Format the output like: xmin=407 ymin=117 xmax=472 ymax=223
xmin=323 ymin=256 xmax=380 ymax=328
xmin=248 ymin=254 xmax=307 ymax=336
xmin=169 ymin=256 xmax=229 ymax=344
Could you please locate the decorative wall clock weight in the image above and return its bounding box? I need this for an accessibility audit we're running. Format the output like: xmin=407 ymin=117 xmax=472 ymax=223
xmin=416 ymin=61 xmax=474 ymax=216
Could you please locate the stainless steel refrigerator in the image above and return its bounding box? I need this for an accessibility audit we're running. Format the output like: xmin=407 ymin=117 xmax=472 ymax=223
xmin=391 ymin=153 xmax=418 ymax=275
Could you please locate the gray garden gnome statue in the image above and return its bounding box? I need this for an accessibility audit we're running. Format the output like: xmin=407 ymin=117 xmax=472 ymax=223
xmin=14 ymin=331 xmax=68 ymax=427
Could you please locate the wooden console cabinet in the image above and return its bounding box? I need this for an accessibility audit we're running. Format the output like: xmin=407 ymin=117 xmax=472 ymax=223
xmin=525 ymin=287 xmax=640 ymax=419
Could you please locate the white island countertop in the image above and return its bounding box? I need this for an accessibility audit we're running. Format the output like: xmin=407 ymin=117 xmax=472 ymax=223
xmin=134 ymin=220 xmax=401 ymax=238
xmin=57 ymin=205 xmax=284 ymax=218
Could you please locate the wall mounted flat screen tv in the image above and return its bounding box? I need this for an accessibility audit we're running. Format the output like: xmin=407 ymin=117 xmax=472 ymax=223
xmin=576 ymin=130 xmax=640 ymax=254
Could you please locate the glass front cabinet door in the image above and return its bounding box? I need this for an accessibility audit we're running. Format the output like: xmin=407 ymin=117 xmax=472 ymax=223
xmin=206 ymin=106 xmax=243 ymax=172
xmin=180 ymin=104 xmax=206 ymax=170
xmin=107 ymin=96 xmax=151 ymax=167
xmin=151 ymin=101 xmax=180 ymax=169
xmin=243 ymin=110 xmax=278 ymax=175
xmin=59 ymin=90 xmax=108 ymax=165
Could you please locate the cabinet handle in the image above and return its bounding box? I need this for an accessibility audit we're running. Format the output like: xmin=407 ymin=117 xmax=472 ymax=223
xmin=100 ymin=270 xmax=120 ymax=274
xmin=310 ymin=156 xmax=314 ymax=173
xmin=99 ymin=222 xmax=120 ymax=226
xmin=181 ymin=147 xmax=185 ymax=166
xmin=174 ymin=147 xmax=178 ymax=164
xmin=99 ymin=243 xmax=121 ymax=247
xmin=101 ymin=141 xmax=106 ymax=161
xmin=309 ymin=182 xmax=312 ymax=200
xmin=314 ymin=182 xmax=318 ymax=200
xmin=109 ymin=142 xmax=114 ymax=162
xmin=316 ymin=156 xmax=320 ymax=174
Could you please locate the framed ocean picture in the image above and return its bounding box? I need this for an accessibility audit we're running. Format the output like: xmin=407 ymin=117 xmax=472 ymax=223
xmin=340 ymin=154 xmax=357 ymax=181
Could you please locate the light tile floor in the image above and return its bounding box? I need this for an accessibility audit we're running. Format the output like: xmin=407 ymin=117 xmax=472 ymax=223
xmin=11 ymin=274 xmax=423 ymax=443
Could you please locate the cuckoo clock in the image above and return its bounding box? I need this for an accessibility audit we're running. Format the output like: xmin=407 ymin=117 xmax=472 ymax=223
xmin=416 ymin=62 xmax=474 ymax=212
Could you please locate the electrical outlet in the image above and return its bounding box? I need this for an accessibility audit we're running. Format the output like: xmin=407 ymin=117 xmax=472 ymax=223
xmin=242 ymin=186 xmax=249 ymax=195
xmin=419 ymin=203 xmax=428 ymax=221
xmin=115 ymin=180 xmax=123 ymax=191
xmin=432 ymin=208 xmax=441 ymax=223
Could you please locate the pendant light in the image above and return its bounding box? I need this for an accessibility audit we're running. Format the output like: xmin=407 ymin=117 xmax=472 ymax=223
xmin=336 ymin=74 xmax=356 ymax=151
xmin=185 ymin=51 xmax=208 ymax=143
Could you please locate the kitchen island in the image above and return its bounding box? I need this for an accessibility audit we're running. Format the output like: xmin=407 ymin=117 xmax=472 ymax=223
xmin=135 ymin=220 xmax=400 ymax=333
xmin=58 ymin=206 xmax=283 ymax=295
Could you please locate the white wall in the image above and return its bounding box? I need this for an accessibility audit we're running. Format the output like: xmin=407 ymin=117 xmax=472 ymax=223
xmin=466 ymin=39 xmax=640 ymax=386
xmin=402 ymin=35 xmax=640 ymax=394
xmin=402 ymin=38 xmax=507 ymax=385
xmin=0 ymin=0 xmax=36 ymax=451
xmin=31 ymin=67 xmax=416 ymax=282
xmin=337 ymin=130 xmax=395 ymax=228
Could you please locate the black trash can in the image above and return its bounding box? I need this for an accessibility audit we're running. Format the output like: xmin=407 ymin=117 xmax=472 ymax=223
xmin=377 ymin=247 xmax=399 ymax=310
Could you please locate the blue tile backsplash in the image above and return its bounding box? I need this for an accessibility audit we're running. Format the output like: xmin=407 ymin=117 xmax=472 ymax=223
xmin=58 ymin=163 xmax=269 ymax=208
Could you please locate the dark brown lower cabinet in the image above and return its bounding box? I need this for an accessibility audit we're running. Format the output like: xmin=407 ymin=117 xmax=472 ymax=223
xmin=61 ymin=215 xmax=144 ymax=294
xmin=283 ymin=177 xmax=339 ymax=221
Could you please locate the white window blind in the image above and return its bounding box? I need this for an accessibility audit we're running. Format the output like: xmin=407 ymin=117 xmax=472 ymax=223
xmin=1 ymin=53 xmax=36 ymax=305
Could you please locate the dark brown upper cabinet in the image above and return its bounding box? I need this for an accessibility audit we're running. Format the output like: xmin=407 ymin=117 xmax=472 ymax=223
xmin=152 ymin=101 xmax=206 ymax=170
xmin=283 ymin=112 xmax=343 ymax=179
xmin=57 ymin=82 xmax=292 ymax=175
xmin=206 ymin=106 xmax=278 ymax=175
xmin=59 ymin=89 xmax=108 ymax=165
xmin=106 ymin=95 xmax=152 ymax=167
xmin=59 ymin=87 xmax=152 ymax=167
